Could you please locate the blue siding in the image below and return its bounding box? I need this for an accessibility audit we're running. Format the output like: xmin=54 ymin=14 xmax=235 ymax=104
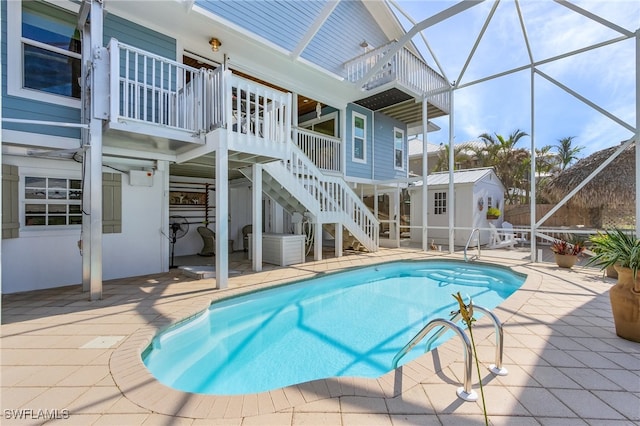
xmin=2 ymin=1 xmax=175 ymax=139
xmin=345 ymin=104 xmax=373 ymax=180
xmin=302 ymin=1 xmax=389 ymax=76
xmin=197 ymin=0 xmax=324 ymax=53
xmin=373 ymin=112 xmax=407 ymax=181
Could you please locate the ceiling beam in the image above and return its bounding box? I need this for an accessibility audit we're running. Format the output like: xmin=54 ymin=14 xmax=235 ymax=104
xmin=290 ymin=1 xmax=340 ymax=60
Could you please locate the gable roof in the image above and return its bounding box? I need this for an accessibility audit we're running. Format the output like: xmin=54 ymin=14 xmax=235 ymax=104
xmin=411 ymin=167 xmax=502 ymax=187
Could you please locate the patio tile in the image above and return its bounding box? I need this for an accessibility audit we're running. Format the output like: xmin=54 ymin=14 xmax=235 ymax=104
xmin=558 ymin=367 xmax=623 ymax=390
xmin=549 ymin=388 xmax=627 ymax=419
xmin=524 ymin=366 xmax=582 ymax=389
xmin=292 ymin=411 xmax=342 ymax=425
xmin=340 ymin=396 xmax=387 ymax=413
xmin=91 ymin=414 xmax=150 ymax=425
xmin=241 ymin=412 xmax=293 ymax=425
xmin=342 ymin=412 xmax=392 ymax=426
xmin=508 ymin=387 xmax=575 ymax=417
xmin=592 ymin=390 xmax=640 ymax=421
xmin=389 ymin=414 xmax=441 ymax=425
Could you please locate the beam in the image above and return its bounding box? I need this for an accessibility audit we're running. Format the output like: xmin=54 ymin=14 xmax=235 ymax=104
xmin=290 ymin=1 xmax=340 ymax=59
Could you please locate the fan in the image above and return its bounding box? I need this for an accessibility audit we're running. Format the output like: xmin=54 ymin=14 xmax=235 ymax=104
xmin=169 ymin=215 xmax=189 ymax=268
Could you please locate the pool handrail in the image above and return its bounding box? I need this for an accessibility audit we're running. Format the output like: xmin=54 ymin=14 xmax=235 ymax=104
xmin=464 ymin=228 xmax=481 ymax=261
xmin=424 ymin=304 xmax=508 ymax=376
xmin=391 ymin=318 xmax=478 ymax=401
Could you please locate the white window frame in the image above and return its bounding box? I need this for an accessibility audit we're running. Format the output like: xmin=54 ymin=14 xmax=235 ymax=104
xmin=7 ymin=0 xmax=82 ymax=108
xmin=434 ymin=191 xmax=447 ymax=215
xmin=393 ymin=127 xmax=404 ymax=171
xmin=20 ymin=169 xmax=83 ymax=234
xmin=351 ymin=112 xmax=367 ymax=164
xmin=300 ymin=111 xmax=339 ymax=137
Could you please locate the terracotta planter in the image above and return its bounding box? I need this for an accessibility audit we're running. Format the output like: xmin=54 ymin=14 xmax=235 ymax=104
xmin=486 ymin=215 xmax=499 ymax=220
xmin=610 ymin=266 xmax=640 ymax=342
xmin=606 ymin=265 xmax=618 ymax=279
xmin=554 ymin=253 xmax=578 ymax=269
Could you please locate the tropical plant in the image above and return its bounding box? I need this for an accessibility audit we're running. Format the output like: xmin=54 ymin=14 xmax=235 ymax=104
xmin=555 ymin=136 xmax=584 ymax=170
xmin=486 ymin=207 xmax=501 ymax=218
xmin=452 ymin=292 xmax=488 ymax=426
xmin=587 ymin=229 xmax=640 ymax=278
xmin=478 ymin=129 xmax=530 ymax=205
xmin=550 ymin=236 xmax=586 ymax=256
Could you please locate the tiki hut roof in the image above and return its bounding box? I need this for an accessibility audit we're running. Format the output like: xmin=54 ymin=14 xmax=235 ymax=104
xmin=546 ymin=142 xmax=636 ymax=208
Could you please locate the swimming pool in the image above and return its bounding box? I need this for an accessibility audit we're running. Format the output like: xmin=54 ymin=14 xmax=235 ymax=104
xmin=143 ymin=260 xmax=525 ymax=395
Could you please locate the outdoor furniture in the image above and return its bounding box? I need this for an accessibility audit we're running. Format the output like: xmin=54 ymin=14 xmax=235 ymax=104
xmin=488 ymin=223 xmax=516 ymax=249
xmin=197 ymin=226 xmax=216 ymax=256
xmin=242 ymin=225 xmax=252 ymax=252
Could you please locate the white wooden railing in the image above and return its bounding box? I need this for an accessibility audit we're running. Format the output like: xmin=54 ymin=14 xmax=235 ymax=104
xmin=344 ymin=41 xmax=450 ymax=112
xmin=295 ymin=128 xmax=342 ymax=173
xmin=226 ymin=74 xmax=291 ymax=148
xmin=108 ymin=39 xmax=205 ymax=133
xmin=264 ymin=144 xmax=379 ymax=251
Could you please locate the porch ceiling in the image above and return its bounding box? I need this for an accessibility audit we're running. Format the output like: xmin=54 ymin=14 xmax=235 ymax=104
xmin=170 ymin=151 xmax=277 ymax=181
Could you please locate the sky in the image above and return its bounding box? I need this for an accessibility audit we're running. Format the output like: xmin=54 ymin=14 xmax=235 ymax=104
xmin=391 ymin=0 xmax=639 ymax=157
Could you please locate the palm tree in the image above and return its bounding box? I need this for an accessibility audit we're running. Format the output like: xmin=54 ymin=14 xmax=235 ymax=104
xmin=555 ymin=136 xmax=584 ymax=170
xmin=478 ymin=129 xmax=530 ymax=204
xmin=432 ymin=143 xmax=474 ymax=172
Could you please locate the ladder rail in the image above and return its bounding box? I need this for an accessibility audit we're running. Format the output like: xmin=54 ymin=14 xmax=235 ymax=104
xmin=464 ymin=228 xmax=481 ymax=261
xmin=391 ymin=318 xmax=477 ymax=401
xmin=424 ymin=304 xmax=508 ymax=375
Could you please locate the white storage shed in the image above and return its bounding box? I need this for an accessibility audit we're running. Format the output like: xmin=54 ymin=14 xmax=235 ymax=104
xmin=408 ymin=168 xmax=506 ymax=247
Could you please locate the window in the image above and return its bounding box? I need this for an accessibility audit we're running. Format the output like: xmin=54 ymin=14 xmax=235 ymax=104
xmin=394 ymin=128 xmax=404 ymax=170
xmin=434 ymin=192 xmax=447 ymax=215
xmin=24 ymin=177 xmax=82 ymax=227
xmin=300 ymin=112 xmax=338 ymax=137
xmin=8 ymin=0 xmax=81 ymax=106
xmin=352 ymin=112 xmax=366 ymax=163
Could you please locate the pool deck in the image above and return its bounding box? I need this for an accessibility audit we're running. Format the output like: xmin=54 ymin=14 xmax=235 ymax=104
xmin=1 ymin=247 xmax=639 ymax=425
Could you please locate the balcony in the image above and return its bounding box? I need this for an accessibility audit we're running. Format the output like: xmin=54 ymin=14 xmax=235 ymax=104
xmin=344 ymin=41 xmax=450 ymax=122
xmin=103 ymin=39 xmax=290 ymax=163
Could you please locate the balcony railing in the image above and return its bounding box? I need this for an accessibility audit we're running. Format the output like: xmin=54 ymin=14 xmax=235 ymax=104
xmin=295 ymin=128 xmax=342 ymax=173
xmin=344 ymin=41 xmax=450 ymax=112
xmin=108 ymin=39 xmax=291 ymax=154
xmin=108 ymin=38 xmax=205 ymax=134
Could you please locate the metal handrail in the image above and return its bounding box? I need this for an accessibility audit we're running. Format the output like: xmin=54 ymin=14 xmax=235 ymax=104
xmin=464 ymin=228 xmax=481 ymax=261
xmin=424 ymin=304 xmax=508 ymax=376
xmin=391 ymin=318 xmax=478 ymax=401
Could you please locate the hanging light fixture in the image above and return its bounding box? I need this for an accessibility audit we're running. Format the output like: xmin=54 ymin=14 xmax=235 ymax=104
xmin=209 ymin=37 xmax=222 ymax=52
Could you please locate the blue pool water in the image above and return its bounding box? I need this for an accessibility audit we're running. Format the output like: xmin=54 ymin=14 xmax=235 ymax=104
xmin=143 ymin=260 xmax=525 ymax=395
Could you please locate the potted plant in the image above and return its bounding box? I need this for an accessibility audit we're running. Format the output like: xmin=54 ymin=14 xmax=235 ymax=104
xmin=550 ymin=236 xmax=585 ymax=269
xmin=486 ymin=207 xmax=501 ymax=220
xmin=586 ymin=228 xmax=640 ymax=342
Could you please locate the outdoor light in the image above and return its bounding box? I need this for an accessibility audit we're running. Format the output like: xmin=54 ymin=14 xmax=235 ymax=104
xmin=209 ymin=37 xmax=222 ymax=52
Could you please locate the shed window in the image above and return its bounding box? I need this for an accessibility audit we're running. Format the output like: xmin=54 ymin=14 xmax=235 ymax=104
xmin=434 ymin=192 xmax=447 ymax=215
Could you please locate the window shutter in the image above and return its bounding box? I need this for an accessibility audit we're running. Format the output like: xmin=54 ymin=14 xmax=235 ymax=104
xmin=102 ymin=173 xmax=122 ymax=234
xmin=2 ymin=164 xmax=20 ymax=239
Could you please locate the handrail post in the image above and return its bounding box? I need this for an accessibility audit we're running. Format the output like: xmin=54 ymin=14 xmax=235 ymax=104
xmin=473 ymin=305 xmax=508 ymax=376
xmin=464 ymin=228 xmax=481 ymax=261
xmin=392 ymin=318 xmax=478 ymax=402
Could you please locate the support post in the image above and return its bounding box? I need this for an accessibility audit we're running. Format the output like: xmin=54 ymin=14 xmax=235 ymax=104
xmin=335 ymin=223 xmax=343 ymax=257
xmin=215 ymin=144 xmax=229 ymax=288
xmin=314 ymin=221 xmax=322 ymax=261
xmin=447 ymin=86 xmax=455 ymax=253
xmin=422 ymin=97 xmax=429 ymax=252
xmin=252 ymin=163 xmax=262 ymax=272
xmin=636 ymin=29 xmax=640 ymax=237
xmin=530 ymin=66 xmax=538 ymax=261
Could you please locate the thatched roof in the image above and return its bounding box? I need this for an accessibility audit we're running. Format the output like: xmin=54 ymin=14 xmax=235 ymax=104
xmin=546 ymin=142 xmax=636 ymax=208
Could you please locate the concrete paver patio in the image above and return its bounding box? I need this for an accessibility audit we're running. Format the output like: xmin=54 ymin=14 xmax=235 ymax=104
xmin=1 ymin=247 xmax=639 ymax=425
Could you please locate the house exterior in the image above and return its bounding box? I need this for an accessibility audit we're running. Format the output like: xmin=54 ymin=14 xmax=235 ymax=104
xmin=408 ymin=168 xmax=506 ymax=246
xmin=1 ymin=0 xmax=449 ymax=296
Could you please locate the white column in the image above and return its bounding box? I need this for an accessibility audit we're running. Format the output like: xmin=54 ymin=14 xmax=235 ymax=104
xmin=530 ymin=67 xmax=538 ymax=261
xmin=314 ymin=221 xmax=322 ymax=261
xmin=215 ymin=144 xmax=229 ymax=289
xmin=421 ymin=97 xmax=429 ymax=252
xmin=335 ymin=223 xmax=343 ymax=257
xmin=636 ymin=29 xmax=640 ymax=237
xmin=447 ymin=87 xmax=455 ymax=253
xmin=252 ymin=163 xmax=262 ymax=272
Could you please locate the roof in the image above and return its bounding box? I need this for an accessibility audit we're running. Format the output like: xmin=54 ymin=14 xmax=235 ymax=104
xmin=410 ymin=167 xmax=500 ymax=187
xmin=546 ymin=141 xmax=635 ymax=208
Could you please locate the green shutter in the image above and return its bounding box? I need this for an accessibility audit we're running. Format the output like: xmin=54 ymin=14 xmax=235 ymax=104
xmin=102 ymin=173 xmax=122 ymax=234
xmin=2 ymin=165 xmax=20 ymax=239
